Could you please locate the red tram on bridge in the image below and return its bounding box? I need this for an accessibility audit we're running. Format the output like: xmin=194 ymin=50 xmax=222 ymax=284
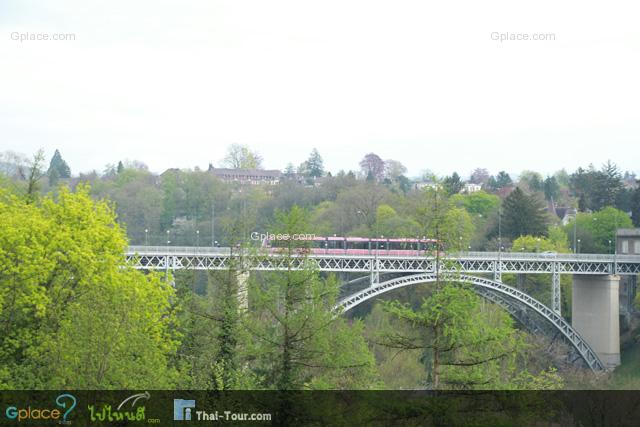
xmin=264 ymin=236 xmax=438 ymax=256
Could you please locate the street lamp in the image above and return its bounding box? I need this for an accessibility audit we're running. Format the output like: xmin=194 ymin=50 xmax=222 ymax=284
xmin=145 ymin=229 xmax=148 ymax=246
xmin=196 ymin=230 xmax=200 ymax=247
xmin=577 ymin=238 xmax=581 ymax=254
xmin=166 ymin=230 xmax=170 ymax=247
xmin=536 ymin=238 xmax=541 ymax=253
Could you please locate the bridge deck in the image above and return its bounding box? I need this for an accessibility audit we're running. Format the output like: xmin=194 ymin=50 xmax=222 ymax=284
xmin=126 ymin=246 xmax=640 ymax=275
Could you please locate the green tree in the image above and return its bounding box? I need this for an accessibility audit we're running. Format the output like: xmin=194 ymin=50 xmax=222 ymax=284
xmin=26 ymin=149 xmax=46 ymax=201
xmin=519 ymin=170 xmax=543 ymax=193
xmin=450 ymin=191 xmax=500 ymax=218
xmin=47 ymin=149 xmax=71 ymax=186
xmin=306 ymin=148 xmax=324 ymax=178
xmin=495 ymin=171 xmax=513 ymax=188
xmin=379 ymin=281 xmax=549 ymax=390
xmin=246 ymin=206 xmax=377 ymax=389
xmin=502 ymin=187 xmax=548 ymax=239
xmin=0 ymin=185 xmax=178 ymax=388
xmin=222 ymin=143 xmax=263 ymax=169
xmin=543 ymin=176 xmax=559 ymax=201
xmin=565 ymin=207 xmax=633 ymax=253
xmin=443 ymin=172 xmax=463 ymax=195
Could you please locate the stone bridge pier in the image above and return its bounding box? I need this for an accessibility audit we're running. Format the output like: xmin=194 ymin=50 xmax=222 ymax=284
xmin=572 ymin=275 xmax=621 ymax=368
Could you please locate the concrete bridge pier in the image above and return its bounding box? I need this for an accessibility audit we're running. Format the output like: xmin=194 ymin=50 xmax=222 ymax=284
xmin=572 ymin=275 xmax=620 ymax=369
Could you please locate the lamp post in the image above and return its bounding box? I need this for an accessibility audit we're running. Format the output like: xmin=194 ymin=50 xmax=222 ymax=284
xmin=166 ymin=230 xmax=170 ymax=248
xmin=196 ymin=230 xmax=200 ymax=247
xmin=536 ymin=238 xmax=541 ymax=253
xmin=145 ymin=228 xmax=148 ymax=246
xmin=609 ymin=239 xmax=612 ymax=255
xmin=577 ymin=238 xmax=581 ymax=254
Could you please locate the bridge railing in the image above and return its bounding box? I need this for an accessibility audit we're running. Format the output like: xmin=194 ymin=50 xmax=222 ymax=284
xmin=126 ymin=246 xmax=639 ymax=263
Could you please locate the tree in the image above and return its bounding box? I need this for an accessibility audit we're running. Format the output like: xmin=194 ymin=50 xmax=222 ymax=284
xmin=501 ymin=187 xmax=548 ymax=239
xmin=47 ymin=149 xmax=71 ymax=186
xmin=565 ymin=207 xmax=633 ymax=253
xmin=359 ymin=153 xmax=385 ymax=182
xmin=569 ymin=162 xmax=623 ymax=211
xmin=450 ymin=191 xmax=500 ymax=218
xmin=470 ymin=168 xmax=490 ymax=186
xmin=26 ymin=149 xmax=46 ymax=201
xmin=543 ymin=176 xmax=559 ymax=201
xmin=379 ymin=281 xmax=546 ymax=390
xmin=306 ymin=148 xmax=324 ymax=178
xmin=284 ymin=163 xmax=296 ymax=179
xmin=246 ymin=206 xmax=377 ymax=390
xmin=117 ymin=160 xmax=125 ymax=174
xmin=0 ymin=185 xmax=178 ymax=388
xmin=222 ymin=144 xmax=263 ymax=169
xmin=518 ymin=170 xmax=543 ymax=193
xmin=495 ymin=171 xmax=513 ymax=188
xmin=443 ymin=172 xmax=463 ymax=195
xmin=384 ymin=159 xmax=407 ymax=182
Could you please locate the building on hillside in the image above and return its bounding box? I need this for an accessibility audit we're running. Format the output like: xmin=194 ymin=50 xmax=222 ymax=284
xmin=462 ymin=183 xmax=482 ymax=193
xmin=618 ymin=229 xmax=640 ymax=255
xmin=414 ymin=180 xmax=441 ymax=191
xmin=555 ymin=206 xmax=576 ymax=226
xmin=209 ymin=167 xmax=282 ymax=185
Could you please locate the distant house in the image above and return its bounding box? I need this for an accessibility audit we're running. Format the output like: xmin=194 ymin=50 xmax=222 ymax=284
xmin=556 ymin=207 xmax=577 ymax=226
xmin=414 ymin=180 xmax=441 ymax=191
xmin=209 ymin=167 xmax=282 ymax=185
xmin=463 ymin=183 xmax=482 ymax=193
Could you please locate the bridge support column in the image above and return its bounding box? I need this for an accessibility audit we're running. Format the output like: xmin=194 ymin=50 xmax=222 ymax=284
xmin=237 ymin=271 xmax=249 ymax=310
xmin=572 ymin=275 xmax=620 ymax=368
xmin=552 ymin=264 xmax=561 ymax=315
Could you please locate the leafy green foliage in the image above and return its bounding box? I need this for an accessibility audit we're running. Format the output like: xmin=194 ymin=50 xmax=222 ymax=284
xmin=0 ymin=185 xmax=178 ymax=389
xmin=379 ymin=280 xmax=562 ymax=390
xmin=564 ymin=207 xmax=633 ymax=253
xmin=245 ymin=206 xmax=378 ymax=389
xmin=502 ymin=187 xmax=548 ymax=239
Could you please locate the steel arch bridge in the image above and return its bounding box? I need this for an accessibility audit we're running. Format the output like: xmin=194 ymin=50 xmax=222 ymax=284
xmin=335 ymin=273 xmax=605 ymax=372
xmin=125 ymin=246 xmax=640 ymax=372
xmin=126 ymin=246 xmax=640 ymax=316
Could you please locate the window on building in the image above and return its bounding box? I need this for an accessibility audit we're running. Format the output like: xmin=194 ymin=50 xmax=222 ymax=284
xmin=621 ymin=240 xmax=629 ymax=254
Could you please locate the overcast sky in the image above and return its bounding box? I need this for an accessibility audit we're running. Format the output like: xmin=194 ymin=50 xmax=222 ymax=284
xmin=1 ymin=0 xmax=639 ymax=178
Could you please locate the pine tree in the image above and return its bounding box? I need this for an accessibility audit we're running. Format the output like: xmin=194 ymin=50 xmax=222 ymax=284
xmin=47 ymin=149 xmax=71 ymax=185
xmin=502 ymin=187 xmax=548 ymax=238
xmin=306 ymin=148 xmax=324 ymax=178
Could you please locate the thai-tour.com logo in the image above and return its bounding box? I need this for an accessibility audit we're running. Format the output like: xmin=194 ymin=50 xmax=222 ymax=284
xmin=5 ymin=393 xmax=76 ymax=423
xmin=88 ymin=391 xmax=159 ymax=423
xmin=174 ymin=399 xmax=271 ymax=422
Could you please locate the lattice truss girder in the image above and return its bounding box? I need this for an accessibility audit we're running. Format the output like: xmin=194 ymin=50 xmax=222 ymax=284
xmin=125 ymin=253 xmax=639 ymax=276
xmin=334 ymin=273 xmax=605 ymax=372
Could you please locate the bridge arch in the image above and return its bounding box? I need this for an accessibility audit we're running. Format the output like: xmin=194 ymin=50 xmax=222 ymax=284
xmin=336 ymin=273 xmax=605 ymax=372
